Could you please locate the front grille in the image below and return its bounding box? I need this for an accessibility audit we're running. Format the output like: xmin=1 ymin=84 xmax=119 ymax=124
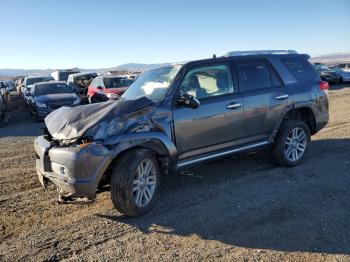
xmin=47 ymin=103 xmax=73 ymax=110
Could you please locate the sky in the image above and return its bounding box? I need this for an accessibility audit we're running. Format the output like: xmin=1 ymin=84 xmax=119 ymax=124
xmin=0 ymin=0 xmax=349 ymax=69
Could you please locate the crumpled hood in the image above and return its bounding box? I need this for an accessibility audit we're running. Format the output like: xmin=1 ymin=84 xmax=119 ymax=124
xmin=44 ymin=97 xmax=153 ymax=144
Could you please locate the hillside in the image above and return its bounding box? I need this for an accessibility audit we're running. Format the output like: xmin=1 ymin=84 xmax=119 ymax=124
xmin=310 ymin=52 xmax=350 ymax=64
xmin=1 ymin=52 xmax=350 ymax=77
xmin=0 ymin=63 xmax=169 ymax=77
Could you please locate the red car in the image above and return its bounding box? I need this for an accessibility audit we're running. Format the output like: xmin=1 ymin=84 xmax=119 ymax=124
xmin=87 ymin=75 xmax=132 ymax=102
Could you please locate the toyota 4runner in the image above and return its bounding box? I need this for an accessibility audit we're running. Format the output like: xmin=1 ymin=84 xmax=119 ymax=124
xmin=34 ymin=50 xmax=329 ymax=217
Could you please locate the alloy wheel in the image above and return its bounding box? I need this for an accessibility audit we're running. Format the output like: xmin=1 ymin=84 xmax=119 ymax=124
xmin=284 ymin=127 xmax=307 ymax=162
xmin=133 ymin=159 xmax=157 ymax=207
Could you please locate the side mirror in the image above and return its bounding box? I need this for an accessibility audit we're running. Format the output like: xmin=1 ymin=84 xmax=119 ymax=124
xmin=97 ymin=86 xmax=103 ymax=89
xmin=177 ymin=92 xmax=200 ymax=109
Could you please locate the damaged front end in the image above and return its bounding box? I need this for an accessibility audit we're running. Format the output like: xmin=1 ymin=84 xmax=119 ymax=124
xmin=34 ymin=97 xmax=173 ymax=202
xmin=35 ymin=134 xmax=113 ymax=201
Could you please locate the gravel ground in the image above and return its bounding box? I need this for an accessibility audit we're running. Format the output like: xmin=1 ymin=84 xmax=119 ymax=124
xmin=1 ymin=85 xmax=350 ymax=261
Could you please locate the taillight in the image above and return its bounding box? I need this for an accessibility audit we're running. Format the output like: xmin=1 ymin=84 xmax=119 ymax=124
xmin=319 ymin=81 xmax=329 ymax=91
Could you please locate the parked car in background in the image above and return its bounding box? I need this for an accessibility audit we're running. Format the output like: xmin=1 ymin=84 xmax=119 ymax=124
xmin=22 ymin=76 xmax=54 ymax=103
xmin=0 ymin=90 xmax=7 ymax=126
xmin=51 ymin=69 xmax=80 ymax=81
xmin=337 ymin=63 xmax=350 ymax=72
xmin=87 ymin=75 xmax=131 ymax=103
xmin=328 ymin=65 xmax=350 ymax=82
xmin=35 ymin=50 xmax=329 ymax=217
xmin=4 ymin=80 xmax=15 ymax=91
xmin=28 ymin=81 xmax=81 ymax=121
xmin=67 ymin=72 xmax=98 ymax=95
xmin=314 ymin=64 xmax=342 ymax=84
xmin=0 ymin=81 xmax=10 ymax=101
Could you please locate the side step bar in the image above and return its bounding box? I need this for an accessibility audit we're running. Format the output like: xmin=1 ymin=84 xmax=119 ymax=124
xmin=177 ymin=141 xmax=270 ymax=169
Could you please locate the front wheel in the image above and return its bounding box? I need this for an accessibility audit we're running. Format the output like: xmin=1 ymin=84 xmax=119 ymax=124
xmin=111 ymin=149 xmax=160 ymax=217
xmin=272 ymin=119 xmax=311 ymax=167
xmin=0 ymin=111 xmax=4 ymax=127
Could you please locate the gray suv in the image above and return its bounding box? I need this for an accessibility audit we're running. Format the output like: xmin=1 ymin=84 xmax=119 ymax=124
xmin=34 ymin=50 xmax=329 ymax=217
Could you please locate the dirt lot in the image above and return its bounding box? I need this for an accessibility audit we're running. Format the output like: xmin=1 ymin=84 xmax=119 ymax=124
xmin=1 ymin=86 xmax=350 ymax=261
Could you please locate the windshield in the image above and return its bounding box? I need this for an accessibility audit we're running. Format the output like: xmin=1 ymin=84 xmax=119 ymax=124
xmin=59 ymin=71 xmax=80 ymax=81
xmin=35 ymin=83 xmax=73 ymax=96
xmin=103 ymin=77 xmax=129 ymax=89
xmin=330 ymin=67 xmax=344 ymax=72
xmin=75 ymin=74 xmax=97 ymax=87
xmin=26 ymin=77 xmax=50 ymax=86
xmin=121 ymin=65 xmax=181 ymax=101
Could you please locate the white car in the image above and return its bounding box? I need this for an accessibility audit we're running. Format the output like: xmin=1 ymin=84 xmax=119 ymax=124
xmin=328 ymin=66 xmax=350 ymax=82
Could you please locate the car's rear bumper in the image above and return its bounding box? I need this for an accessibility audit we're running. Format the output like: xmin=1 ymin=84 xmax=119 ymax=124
xmin=34 ymin=136 xmax=113 ymax=198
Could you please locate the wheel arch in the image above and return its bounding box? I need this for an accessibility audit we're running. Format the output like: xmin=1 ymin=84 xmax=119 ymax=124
xmin=97 ymin=132 xmax=178 ymax=187
xmin=271 ymin=106 xmax=317 ymax=141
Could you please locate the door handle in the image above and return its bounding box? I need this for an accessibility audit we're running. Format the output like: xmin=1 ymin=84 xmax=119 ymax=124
xmin=275 ymin=94 xmax=289 ymax=100
xmin=226 ymin=102 xmax=241 ymax=110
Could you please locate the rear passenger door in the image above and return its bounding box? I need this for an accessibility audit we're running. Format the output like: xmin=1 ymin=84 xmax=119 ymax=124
xmin=235 ymin=59 xmax=292 ymax=141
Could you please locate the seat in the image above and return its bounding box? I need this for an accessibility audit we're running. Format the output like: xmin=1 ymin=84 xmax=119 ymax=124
xmin=188 ymin=75 xmax=207 ymax=99
xmin=216 ymin=73 xmax=230 ymax=95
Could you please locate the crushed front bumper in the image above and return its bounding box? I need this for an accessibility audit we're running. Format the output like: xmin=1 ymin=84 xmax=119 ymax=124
xmin=34 ymin=136 xmax=114 ymax=199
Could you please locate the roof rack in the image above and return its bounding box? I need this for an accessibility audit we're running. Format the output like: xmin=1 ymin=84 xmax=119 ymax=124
xmin=224 ymin=50 xmax=298 ymax=57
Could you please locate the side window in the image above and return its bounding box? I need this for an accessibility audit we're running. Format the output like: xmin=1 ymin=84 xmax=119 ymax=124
xmin=236 ymin=60 xmax=276 ymax=92
xmin=271 ymin=68 xmax=282 ymax=87
xmin=338 ymin=64 xmax=346 ymax=69
xmin=180 ymin=64 xmax=233 ymax=99
xmin=281 ymin=57 xmax=316 ymax=82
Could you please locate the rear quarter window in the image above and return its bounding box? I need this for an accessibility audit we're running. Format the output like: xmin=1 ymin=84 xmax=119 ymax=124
xmin=282 ymin=57 xmax=316 ymax=82
xmin=236 ymin=60 xmax=281 ymax=92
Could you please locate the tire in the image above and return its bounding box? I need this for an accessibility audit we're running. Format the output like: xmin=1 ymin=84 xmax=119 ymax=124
xmin=272 ymin=119 xmax=311 ymax=167
xmin=32 ymin=113 xmax=39 ymax=122
xmin=111 ymin=149 xmax=160 ymax=217
xmin=0 ymin=112 xmax=4 ymax=127
xmin=31 ymin=109 xmax=39 ymax=122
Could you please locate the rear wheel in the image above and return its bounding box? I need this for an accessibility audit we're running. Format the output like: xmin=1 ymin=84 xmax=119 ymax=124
xmin=111 ymin=149 xmax=160 ymax=217
xmin=272 ymin=119 xmax=311 ymax=166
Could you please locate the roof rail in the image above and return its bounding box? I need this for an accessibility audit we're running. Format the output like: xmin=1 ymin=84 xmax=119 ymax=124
xmin=224 ymin=50 xmax=298 ymax=57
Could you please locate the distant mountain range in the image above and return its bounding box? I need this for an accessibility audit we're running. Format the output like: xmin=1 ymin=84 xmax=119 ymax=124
xmin=0 ymin=63 xmax=170 ymax=78
xmin=1 ymin=52 xmax=350 ymax=78
xmin=310 ymin=52 xmax=350 ymax=64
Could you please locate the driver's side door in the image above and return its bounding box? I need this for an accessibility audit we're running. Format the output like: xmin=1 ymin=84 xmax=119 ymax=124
xmin=173 ymin=62 xmax=244 ymax=160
